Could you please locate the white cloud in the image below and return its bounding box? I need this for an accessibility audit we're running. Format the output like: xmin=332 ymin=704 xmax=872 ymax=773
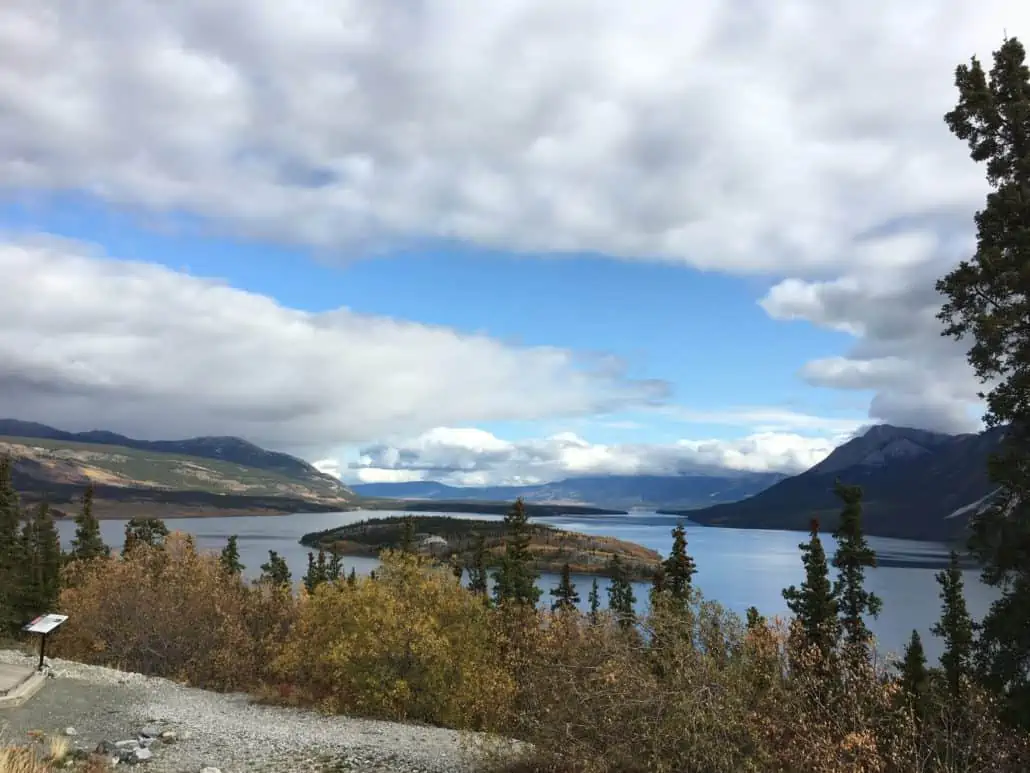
xmin=344 ymin=425 xmax=849 ymax=485
xmin=0 ymin=0 xmax=1022 ymax=277
xmin=654 ymin=406 xmax=867 ymax=436
xmin=0 ymin=237 xmax=665 ymax=449
xmin=760 ymin=264 xmax=985 ymax=433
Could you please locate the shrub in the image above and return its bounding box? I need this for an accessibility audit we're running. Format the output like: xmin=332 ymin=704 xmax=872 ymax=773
xmin=56 ymin=532 xmax=295 ymax=690
xmin=276 ymin=550 xmax=515 ymax=729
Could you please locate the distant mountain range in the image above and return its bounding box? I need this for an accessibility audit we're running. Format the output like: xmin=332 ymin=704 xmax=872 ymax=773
xmin=0 ymin=419 xmax=357 ymax=517
xmin=674 ymin=424 xmax=1005 ymax=541
xmin=353 ymin=471 xmax=786 ymax=512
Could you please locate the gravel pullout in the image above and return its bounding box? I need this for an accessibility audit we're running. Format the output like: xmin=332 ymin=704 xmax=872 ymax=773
xmin=0 ymin=650 xmax=496 ymax=773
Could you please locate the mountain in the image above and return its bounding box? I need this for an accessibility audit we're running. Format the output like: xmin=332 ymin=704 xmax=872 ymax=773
xmin=0 ymin=420 xmax=357 ymax=517
xmin=674 ymin=424 xmax=1005 ymax=541
xmin=353 ymin=471 xmax=785 ymax=511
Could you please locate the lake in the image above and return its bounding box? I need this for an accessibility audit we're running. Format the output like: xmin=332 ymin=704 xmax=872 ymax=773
xmin=55 ymin=509 xmax=997 ymax=662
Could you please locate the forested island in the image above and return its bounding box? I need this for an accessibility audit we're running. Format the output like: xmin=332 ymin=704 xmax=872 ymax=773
xmin=358 ymin=498 xmax=626 ymax=516
xmin=300 ymin=514 xmax=661 ymax=580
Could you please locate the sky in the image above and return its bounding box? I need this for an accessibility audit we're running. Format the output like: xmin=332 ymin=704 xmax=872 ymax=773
xmin=0 ymin=1 xmax=1023 ymax=486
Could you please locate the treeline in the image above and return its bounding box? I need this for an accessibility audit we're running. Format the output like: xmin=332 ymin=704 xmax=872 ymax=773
xmin=2 ymin=467 xmax=1030 ymax=771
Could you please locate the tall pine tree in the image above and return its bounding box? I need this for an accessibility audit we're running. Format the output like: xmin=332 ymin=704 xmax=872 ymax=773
xmin=69 ymin=483 xmax=108 ymax=561
xmin=21 ymin=502 xmax=62 ymax=618
xmin=663 ymin=523 xmax=697 ymax=610
xmin=122 ymin=517 xmax=169 ymax=556
xmin=936 ymin=35 xmax=1030 ymax=727
xmin=219 ymin=535 xmax=244 ymax=575
xmin=607 ymin=555 xmax=636 ymax=630
xmin=831 ymin=482 xmax=881 ymax=653
xmin=588 ymin=578 xmax=601 ymax=624
xmin=467 ymin=533 xmax=489 ymax=598
xmin=0 ymin=457 xmax=24 ymax=634
xmin=899 ymin=629 xmax=930 ymax=713
xmin=931 ymin=551 xmax=974 ymax=699
xmin=783 ymin=519 xmax=838 ymax=657
xmin=492 ymin=498 xmax=541 ymax=607
xmin=550 ymin=563 xmax=580 ymax=612
xmin=259 ymin=550 xmax=292 ymax=589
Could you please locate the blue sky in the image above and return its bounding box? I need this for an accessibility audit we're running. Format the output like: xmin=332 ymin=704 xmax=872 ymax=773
xmin=0 ymin=1 xmax=1010 ymax=484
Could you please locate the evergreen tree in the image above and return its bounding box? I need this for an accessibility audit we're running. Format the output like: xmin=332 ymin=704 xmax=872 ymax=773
xmin=831 ymin=482 xmax=881 ymax=652
xmin=663 ymin=523 xmax=697 ymax=607
xmin=219 ymin=535 xmax=244 ymax=576
xmin=347 ymin=567 xmax=357 ymax=586
xmin=259 ymin=550 xmax=292 ymax=588
xmin=326 ymin=551 xmax=343 ymax=582
xmin=931 ymin=551 xmax=975 ymax=698
xmin=492 ymin=498 xmax=541 ymax=607
xmin=122 ymin=517 xmax=169 ymax=556
xmin=936 ymin=35 xmax=1030 ymax=726
xmin=25 ymin=502 xmax=62 ymax=616
xmin=648 ymin=565 xmax=667 ymax=610
xmin=588 ymin=578 xmax=601 ymax=624
xmin=467 ymin=533 xmax=489 ymax=597
xmin=303 ymin=552 xmax=320 ymax=593
xmin=745 ymin=606 xmax=766 ymax=632
xmin=69 ymin=483 xmax=108 ymax=561
xmin=550 ymin=563 xmax=580 ymax=612
xmin=899 ymin=629 xmax=930 ymax=710
xmin=782 ymin=519 xmax=839 ymax=657
xmin=0 ymin=457 xmax=24 ymax=633
xmin=607 ymin=556 xmax=636 ymax=630
xmin=400 ymin=516 xmax=416 ymax=554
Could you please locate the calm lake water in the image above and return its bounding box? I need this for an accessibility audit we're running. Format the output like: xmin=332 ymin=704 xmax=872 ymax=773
xmin=56 ymin=509 xmax=998 ymax=663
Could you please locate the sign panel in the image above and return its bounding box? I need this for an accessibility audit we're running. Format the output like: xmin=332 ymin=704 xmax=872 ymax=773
xmin=23 ymin=614 xmax=68 ymax=635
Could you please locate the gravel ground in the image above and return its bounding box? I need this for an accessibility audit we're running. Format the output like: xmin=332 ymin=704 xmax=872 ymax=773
xmin=0 ymin=650 xmax=508 ymax=773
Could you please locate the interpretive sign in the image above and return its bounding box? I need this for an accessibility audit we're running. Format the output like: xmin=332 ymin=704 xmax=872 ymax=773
xmin=22 ymin=614 xmax=68 ymax=670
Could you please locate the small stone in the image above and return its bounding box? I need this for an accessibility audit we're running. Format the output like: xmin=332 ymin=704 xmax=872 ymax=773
xmin=199 ymin=768 xmax=222 ymax=773
xmin=139 ymin=725 xmax=161 ymax=739
xmin=63 ymin=726 xmax=78 ymax=736
xmin=115 ymin=740 xmax=140 ymax=749
xmin=134 ymin=747 xmax=152 ymax=762
xmin=159 ymin=731 xmax=176 ymax=740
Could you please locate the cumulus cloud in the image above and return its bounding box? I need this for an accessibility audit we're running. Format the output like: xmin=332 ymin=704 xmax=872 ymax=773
xmin=0 ymin=238 xmax=665 ymax=449
xmin=0 ymin=0 xmax=1023 ymax=276
xmin=344 ymin=425 xmax=849 ymax=485
xmin=760 ymin=262 xmax=984 ymax=433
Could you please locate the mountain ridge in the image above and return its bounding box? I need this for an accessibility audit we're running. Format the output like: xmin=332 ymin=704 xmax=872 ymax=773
xmin=673 ymin=423 xmax=1004 ymax=541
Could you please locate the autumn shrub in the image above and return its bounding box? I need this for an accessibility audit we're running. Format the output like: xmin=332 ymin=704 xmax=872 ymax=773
xmin=56 ymin=532 xmax=296 ymax=690
xmin=276 ymin=550 xmax=515 ymax=729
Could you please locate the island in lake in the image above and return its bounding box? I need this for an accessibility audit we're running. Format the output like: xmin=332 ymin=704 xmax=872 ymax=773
xmin=300 ymin=515 xmax=661 ymax=580
xmin=358 ymin=498 xmax=627 ymax=517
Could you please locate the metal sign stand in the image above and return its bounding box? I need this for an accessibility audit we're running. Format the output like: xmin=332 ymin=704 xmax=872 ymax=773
xmin=22 ymin=614 xmax=68 ymax=672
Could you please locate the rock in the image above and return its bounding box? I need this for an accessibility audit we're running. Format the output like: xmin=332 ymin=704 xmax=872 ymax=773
xmin=139 ymin=725 xmax=161 ymax=739
xmin=63 ymin=726 xmax=78 ymax=736
xmin=115 ymin=739 xmax=140 ymax=749
xmin=159 ymin=731 xmax=177 ymax=741
xmin=200 ymin=768 xmax=222 ymax=773
xmin=134 ymin=747 xmax=152 ymax=762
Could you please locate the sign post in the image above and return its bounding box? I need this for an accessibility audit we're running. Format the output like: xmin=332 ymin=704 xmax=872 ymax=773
xmin=23 ymin=614 xmax=68 ymax=672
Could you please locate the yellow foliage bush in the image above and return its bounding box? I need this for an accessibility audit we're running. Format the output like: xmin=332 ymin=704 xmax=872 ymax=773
xmin=56 ymin=532 xmax=296 ymax=690
xmin=277 ymin=550 xmax=515 ymax=729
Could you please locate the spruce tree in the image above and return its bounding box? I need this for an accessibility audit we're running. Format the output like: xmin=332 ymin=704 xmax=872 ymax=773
xmin=663 ymin=523 xmax=697 ymax=608
xmin=69 ymin=483 xmax=108 ymax=561
xmin=607 ymin=556 xmax=636 ymax=630
xmin=831 ymin=482 xmax=881 ymax=652
xmin=327 ymin=551 xmax=343 ymax=583
xmin=550 ymin=563 xmax=580 ymax=612
xmin=899 ymin=629 xmax=930 ymax=709
xmin=649 ymin=565 xmax=667 ymax=610
xmin=467 ymin=534 xmax=489 ymax=597
xmin=0 ymin=457 xmax=25 ymax=634
xmin=219 ymin=535 xmax=244 ymax=576
xmin=400 ymin=516 xmax=416 ymax=554
xmin=588 ymin=578 xmax=601 ymax=624
xmin=259 ymin=550 xmax=292 ymax=588
xmin=745 ymin=606 xmax=766 ymax=632
xmin=122 ymin=517 xmax=169 ymax=556
xmin=303 ymin=552 xmax=320 ymax=593
xmin=492 ymin=498 xmax=541 ymax=607
xmin=782 ymin=519 xmax=839 ymax=656
xmin=25 ymin=502 xmax=62 ymax=616
xmin=936 ymin=35 xmax=1030 ymax=726
xmin=931 ymin=551 xmax=974 ymax=698
xmin=348 ymin=567 xmax=357 ymax=586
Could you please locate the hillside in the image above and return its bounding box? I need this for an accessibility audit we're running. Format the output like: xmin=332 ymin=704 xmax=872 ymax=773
xmin=352 ymin=471 xmax=784 ymax=511
xmin=0 ymin=421 xmax=358 ymax=517
xmin=673 ymin=424 xmax=1004 ymax=541
xmin=301 ymin=514 xmax=662 ymax=580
